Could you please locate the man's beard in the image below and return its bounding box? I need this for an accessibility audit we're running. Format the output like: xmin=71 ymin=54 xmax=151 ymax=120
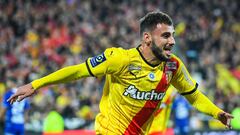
xmin=151 ymin=41 xmax=170 ymax=62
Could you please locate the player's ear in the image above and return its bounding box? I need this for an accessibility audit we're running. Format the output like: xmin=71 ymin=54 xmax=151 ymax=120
xmin=143 ymin=32 xmax=152 ymax=46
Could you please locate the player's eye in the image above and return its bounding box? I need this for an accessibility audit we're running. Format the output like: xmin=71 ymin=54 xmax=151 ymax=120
xmin=161 ymin=33 xmax=170 ymax=39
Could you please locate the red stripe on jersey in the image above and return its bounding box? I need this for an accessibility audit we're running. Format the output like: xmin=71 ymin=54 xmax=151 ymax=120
xmin=124 ymin=58 xmax=180 ymax=134
xmin=154 ymin=95 xmax=173 ymax=117
xmin=124 ymin=70 xmax=168 ymax=135
xmin=154 ymin=108 xmax=163 ymax=116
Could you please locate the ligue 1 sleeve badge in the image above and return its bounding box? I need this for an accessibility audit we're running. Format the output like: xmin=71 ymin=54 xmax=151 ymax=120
xmin=90 ymin=53 xmax=106 ymax=67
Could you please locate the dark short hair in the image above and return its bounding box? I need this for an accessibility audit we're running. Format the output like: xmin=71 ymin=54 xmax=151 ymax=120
xmin=140 ymin=11 xmax=173 ymax=35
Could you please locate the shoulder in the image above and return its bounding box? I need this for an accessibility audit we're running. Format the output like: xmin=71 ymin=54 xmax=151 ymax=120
xmin=104 ymin=47 xmax=135 ymax=56
xmin=104 ymin=47 xmax=126 ymax=57
xmin=104 ymin=47 xmax=134 ymax=63
xmin=169 ymin=54 xmax=182 ymax=63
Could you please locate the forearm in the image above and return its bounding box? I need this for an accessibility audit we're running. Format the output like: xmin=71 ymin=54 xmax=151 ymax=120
xmin=32 ymin=63 xmax=90 ymax=90
xmin=184 ymin=89 xmax=223 ymax=119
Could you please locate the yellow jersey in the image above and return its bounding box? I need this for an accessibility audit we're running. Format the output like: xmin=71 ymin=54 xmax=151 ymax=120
xmin=85 ymin=46 xmax=197 ymax=135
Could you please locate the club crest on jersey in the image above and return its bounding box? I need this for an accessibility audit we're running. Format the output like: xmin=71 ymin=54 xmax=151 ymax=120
xmin=90 ymin=53 xmax=106 ymax=67
xmin=148 ymin=72 xmax=155 ymax=81
xmin=123 ymin=85 xmax=165 ymax=100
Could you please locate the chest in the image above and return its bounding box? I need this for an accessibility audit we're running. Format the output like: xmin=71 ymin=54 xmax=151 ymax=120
xmin=118 ymin=63 xmax=174 ymax=91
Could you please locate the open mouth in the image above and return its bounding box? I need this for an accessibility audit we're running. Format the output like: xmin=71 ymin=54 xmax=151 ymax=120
xmin=163 ymin=46 xmax=172 ymax=56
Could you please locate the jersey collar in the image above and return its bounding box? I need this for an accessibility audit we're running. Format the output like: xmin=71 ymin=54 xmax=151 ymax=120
xmin=136 ymin=45 xmax=160 ymax=68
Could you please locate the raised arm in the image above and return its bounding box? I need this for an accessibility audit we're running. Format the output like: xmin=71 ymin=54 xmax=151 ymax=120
xmin=8 ymin=47 xmax=126 ymax=104
xmin=7 ymin=63 xmax=90 ymax=104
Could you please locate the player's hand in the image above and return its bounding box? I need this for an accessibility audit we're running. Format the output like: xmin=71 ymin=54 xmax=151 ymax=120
xmin=7 ymin=83 xmax=35 ymax=104
xmin=218 ymin=111 xmax=234 ymax=129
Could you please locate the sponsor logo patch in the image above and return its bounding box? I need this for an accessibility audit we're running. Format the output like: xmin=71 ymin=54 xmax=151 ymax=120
xmin=90 ymin=53 xmax=106 ymax=67
xmin=166 ymin=62 xmax=177 ymax=69
xmin=128 ymin=64 xmax=141 ymax=77
xmin=128 ymin=64 xmax=141 ymax=71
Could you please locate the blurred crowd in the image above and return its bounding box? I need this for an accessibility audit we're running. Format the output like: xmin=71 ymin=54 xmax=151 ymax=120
xmin=0 ymin=0 xmax=239 ymax=132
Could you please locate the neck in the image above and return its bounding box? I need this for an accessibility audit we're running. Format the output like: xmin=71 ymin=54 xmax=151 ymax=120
xmin=138 ymin=44 xmax=162 ymax=66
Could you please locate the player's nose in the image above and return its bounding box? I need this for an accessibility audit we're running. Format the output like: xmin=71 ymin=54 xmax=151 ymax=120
xmin=168 ymin=36 xmax=175 ymax=45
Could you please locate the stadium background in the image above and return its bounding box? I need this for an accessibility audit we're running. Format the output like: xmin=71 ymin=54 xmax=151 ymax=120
xmin=0 ymin=0 xmax=239 ymax=134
